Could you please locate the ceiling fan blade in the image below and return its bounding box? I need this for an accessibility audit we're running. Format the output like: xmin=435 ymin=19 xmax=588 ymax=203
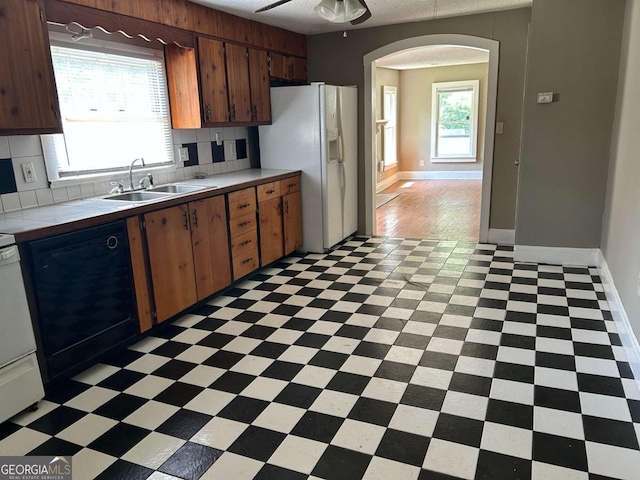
xmin=255 ymin=0 xmax=294 ymax=13
xmin=351 ymin=0 xmax=372 ymax=25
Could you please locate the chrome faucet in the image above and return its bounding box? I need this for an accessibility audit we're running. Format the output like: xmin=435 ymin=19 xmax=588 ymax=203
xmin=128 ymin=158 xmax=145 ymax=191
xmin=139 ymin=173 xmax=154 ymax=189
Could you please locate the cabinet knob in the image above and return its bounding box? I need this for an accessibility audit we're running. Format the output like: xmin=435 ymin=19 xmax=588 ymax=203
xmin=205 ymin=104 xmax=212 ymax=122
xmin=230 ymin=104 xmax=236 ymax=121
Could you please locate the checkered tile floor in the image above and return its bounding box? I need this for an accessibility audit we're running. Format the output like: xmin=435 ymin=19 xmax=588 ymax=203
xmin=2 ymin=237 xmax=640 ymax=480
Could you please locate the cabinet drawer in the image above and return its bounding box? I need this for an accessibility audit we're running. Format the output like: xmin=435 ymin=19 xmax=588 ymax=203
xmin=233 ymin=246 xmax=259 ymax=280
xmin=280 ymin=176 xmax=301 ymax=195
xmin=230 ymin=212 xmax=257 ymax=238
xmin=231 ymin=230 xmax=258 ymax=257
xmin=257 ymin=182 xmax=281 ymax=203
xmin=228 ymin=187 xmax=257 ymax=218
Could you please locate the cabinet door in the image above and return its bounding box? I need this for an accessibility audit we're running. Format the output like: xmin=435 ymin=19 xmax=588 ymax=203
xmin=189 ymin=196 xmax=232 ymax=301
xmin=0 ymin=0 xmax=61 ymax=133
xmin=198 ymin=37 xmax=229 ymax=123
xmin=259 ymin=197 xmax=284 ymax=266
xmin=249 ymin=48 xmax=271 ymax=123
xmin=290 ymin=57 xmax=307 ymax=83
xmin=144 ymin=205 xmax=197 ymax=322
xmin=269 ymin=53 xmax=288 ymax=80
xmin=283 ymin=191 xmax=303 ymax=255
xmin=225 ymin=43 xmax=252 ymax=122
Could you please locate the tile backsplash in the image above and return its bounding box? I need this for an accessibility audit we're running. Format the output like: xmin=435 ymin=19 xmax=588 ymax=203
xmin=0 ymin=127 xmax=251 ymax=213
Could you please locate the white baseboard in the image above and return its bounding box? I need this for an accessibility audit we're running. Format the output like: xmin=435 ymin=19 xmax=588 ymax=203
xmin=376 ymin=172 xmax=400 ymax=193
xmin=596 ymin=250 xmax=640 ymax=385
xmin=400 ymin=170 xmax=483 ymax=180
xmin=488 ymin=229 xmax=515 ymax=245
xmin=514 ymin=245 xmax=599 ymax=266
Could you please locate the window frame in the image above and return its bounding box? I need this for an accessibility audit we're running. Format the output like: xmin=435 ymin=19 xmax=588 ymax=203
xmin=430 ymin=79 xmax=480 ymax=163
xmin=42 ymin=32 xmax=176 ymax=187
xmin=382 ymin=85 xmax=398 ymax=168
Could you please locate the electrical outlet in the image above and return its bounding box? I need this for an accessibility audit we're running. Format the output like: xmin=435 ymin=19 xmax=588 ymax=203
xmin=214 ymin=131 xmax=223 ymax=146
xmin=419 ymin=160 xmax=425 ymax=167
xmin=180 ymin=147 xmax=189 ymax=162
xmin=21 ymin=162 xmax=36 ymax=183
xmin=496 ymin=122 xmax=505 ymax=135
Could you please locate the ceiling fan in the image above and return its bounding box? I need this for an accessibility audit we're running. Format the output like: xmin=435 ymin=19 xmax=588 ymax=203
xmin=255 ymin=0 xmax=372 ymax=25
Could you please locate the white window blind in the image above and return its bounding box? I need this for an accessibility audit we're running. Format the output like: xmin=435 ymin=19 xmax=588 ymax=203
xmin=49 ymin=43 xmax=173 ymax=178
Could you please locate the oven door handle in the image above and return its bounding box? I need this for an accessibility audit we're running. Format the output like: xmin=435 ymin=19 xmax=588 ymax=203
xmin=0 ymin=246 xmax=18 ymax=264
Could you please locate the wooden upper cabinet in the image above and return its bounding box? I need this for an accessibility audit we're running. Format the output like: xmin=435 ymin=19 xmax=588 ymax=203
xmin=269 ymin=53 xmax=306 ymax=83
xmin=225 ymin=43 xmax=252 ymax=123
xmin=165 ymin=44 xmax=201 ymax=129
xmin=144 ymin=204 xmax=198 ymax=323
xmin=283 ymin=190 xmax=303 ymax=255
xmin=198 ymin=37 xmax=229 ymax=124
xmin=219 ymin=11 xmax=253 ymax=45
xmin=249 ymin=48 xmax=271 ymax=123
xmin=189 ymin=196 xmax=232 ymax=300
xmin=0 ymin=0 xmax=61 ymax=133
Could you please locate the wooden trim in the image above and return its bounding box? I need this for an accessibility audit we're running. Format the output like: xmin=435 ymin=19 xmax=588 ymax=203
xmin=126 ymin=216 xmax=153 ymax=333
xmin=44 ymin=0 xmax=195 ymax=47
xmin=12 ymin=172 xmax=301 ymax=243
xmin=0 ymin=126 xmax=62 ymax=136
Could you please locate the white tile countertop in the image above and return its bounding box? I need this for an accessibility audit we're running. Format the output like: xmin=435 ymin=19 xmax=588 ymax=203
xmin=0 ymin=169 xmax=300 ymax=242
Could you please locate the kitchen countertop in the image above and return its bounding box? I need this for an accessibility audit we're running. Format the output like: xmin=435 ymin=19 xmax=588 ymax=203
xmin=0 ymin=169 xmax=300 ymax=243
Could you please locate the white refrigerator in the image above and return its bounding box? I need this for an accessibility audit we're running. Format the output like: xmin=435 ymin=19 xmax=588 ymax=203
xmin=259 ymin=83 xmax=358 ymax=254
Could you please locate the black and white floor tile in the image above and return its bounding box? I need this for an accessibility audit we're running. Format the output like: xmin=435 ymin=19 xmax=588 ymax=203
xmin=1 ymin=237 xmax=640 ymax=480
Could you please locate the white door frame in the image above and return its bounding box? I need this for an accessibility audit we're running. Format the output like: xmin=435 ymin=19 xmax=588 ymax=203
xmin=363 ymin=34 xmax=500 ymax=243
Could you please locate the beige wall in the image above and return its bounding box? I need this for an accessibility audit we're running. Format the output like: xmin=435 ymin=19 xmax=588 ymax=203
xmin=602 ymin=0 xmax=640 ymax=339
xmin=515 ymin=0 xmax=625 ymax=247
xmin=399 ymin=63 xmax=488 ymax=173
xmin=375 ymin=67 xmax=400 ymax=183
xmin=307 ymin=8 xmax=531 ymax=231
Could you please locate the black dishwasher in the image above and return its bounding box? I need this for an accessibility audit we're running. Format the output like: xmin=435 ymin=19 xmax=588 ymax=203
xmin=27 ymin=220 xmax=138 ymax=381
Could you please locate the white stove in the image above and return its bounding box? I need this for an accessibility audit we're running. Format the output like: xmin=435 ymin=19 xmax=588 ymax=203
xmin=0 ymin=234 xmax=44 ymax=423
xmin=0 ymin=233 xmax=16 ymax=249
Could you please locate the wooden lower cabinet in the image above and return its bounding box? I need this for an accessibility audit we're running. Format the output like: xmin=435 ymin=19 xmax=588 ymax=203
xmin=189 ymin=196 xmax=231 ymax=301
xmin=259 ymin=196 xmax=283 ymax=266
xmin=283 ymin=190 xmax=303 ymax=255
xmin=132 ymin=177 xmax=300 ymax=325
xmin=144 ymin=204 xmax=198 ymax=323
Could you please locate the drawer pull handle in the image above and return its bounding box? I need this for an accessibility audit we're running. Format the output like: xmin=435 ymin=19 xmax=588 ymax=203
xmin=240 ymin=240 xmax=252 ymax=246
xmin=288 ymin=183 xmax=296 ymax=188
xmin=183 ymin=211 xmax=189 ymax=230
xmin=242 ymin=257 xmax=253 ymax=265
xmin=239 ymin=203 xmax=251 ymax=209
xmin=192 ymin=209 xmax=199 ymax=227
xmin=239 ymin=221 xmax=251 ymax=227
xmin=266 ymin=189 xmax=276 ymax=194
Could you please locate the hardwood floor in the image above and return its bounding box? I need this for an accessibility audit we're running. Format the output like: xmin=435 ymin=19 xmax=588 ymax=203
xmin=376 ymin=179 xmax=481 ymax=241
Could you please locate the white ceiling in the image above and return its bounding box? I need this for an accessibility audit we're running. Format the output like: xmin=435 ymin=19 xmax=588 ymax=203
xmin=376 ymin=45 xmax=490 ymax=70
xmin=191 ymin=0 xmax=533 ymax=35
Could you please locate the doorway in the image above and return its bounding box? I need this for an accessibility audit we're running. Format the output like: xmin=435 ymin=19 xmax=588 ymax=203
xmin=364 ymin=35 xmax=499 ymax=242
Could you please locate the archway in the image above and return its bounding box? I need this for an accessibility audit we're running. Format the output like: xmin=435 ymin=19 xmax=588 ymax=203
xmin=363 ymin=34 xmax=499 ymax=242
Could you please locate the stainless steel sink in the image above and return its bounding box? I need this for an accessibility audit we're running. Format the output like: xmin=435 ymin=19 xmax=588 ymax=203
xmin=105 ymin=191 xmax=170 ymax=202
xmin=151 ymin=184 xmax=209 ymax=194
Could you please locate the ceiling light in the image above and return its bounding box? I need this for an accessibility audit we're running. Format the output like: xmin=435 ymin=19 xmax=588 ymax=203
xmin=315 ymin=0 xmax=366 ymax=23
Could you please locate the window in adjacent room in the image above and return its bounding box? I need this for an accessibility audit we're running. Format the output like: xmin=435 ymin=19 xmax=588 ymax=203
xmin=42 ymin=34 xmax=174 ymax=183
xmin=382 ymin=85 xmax=398 ymax=167
xmin=431 ymin=80 xmax=479 ymax=162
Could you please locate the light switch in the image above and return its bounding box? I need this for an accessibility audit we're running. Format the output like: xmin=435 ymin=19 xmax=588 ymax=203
xmin=496 ymin=122 xmax=504 ymax=135
xmin=537 ymin=92 xmax=554 ymax=104
xmin=180 ymin=147 xmax=189 ymax=162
